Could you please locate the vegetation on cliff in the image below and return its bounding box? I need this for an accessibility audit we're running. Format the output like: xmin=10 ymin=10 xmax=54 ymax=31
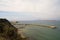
xmin=0 ymin=19 xmax=27 ymax=40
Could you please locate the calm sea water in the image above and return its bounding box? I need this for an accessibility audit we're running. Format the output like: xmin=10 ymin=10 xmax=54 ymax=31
xmin=20 ymin=20 xmax=60 ymax=40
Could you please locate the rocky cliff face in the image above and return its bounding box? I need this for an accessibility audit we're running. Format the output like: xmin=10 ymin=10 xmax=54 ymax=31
xmin=0 ymin=19 xmax=27 ymax=40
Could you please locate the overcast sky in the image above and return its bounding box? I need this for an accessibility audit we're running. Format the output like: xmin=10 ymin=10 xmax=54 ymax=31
xmin=0 ymin=0 xmax=60 ymax=20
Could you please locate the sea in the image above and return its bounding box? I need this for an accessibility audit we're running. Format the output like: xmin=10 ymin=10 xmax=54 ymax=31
xmin=18 ymin=20 xmax=60 ymax=40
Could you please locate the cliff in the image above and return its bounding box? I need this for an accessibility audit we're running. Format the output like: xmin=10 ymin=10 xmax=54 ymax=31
xmin=0 ymin=19 xmax=27 ymax=40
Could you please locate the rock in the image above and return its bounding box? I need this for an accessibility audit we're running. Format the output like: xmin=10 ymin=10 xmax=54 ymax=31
xmin=0 ymin=18 xmax=27 ymax=40
xmin=48 ymin=26 xmax=56 ymax=29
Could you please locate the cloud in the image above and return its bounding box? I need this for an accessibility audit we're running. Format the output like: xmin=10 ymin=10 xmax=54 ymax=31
xmin=0 ymin=0 xmax=59 ymax=12
xmin=0 ymin=0 xmax=60 ymax=20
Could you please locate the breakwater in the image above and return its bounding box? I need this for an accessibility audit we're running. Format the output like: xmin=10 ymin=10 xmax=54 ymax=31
xmin=13 ymin=23 xmax=56 ymax=29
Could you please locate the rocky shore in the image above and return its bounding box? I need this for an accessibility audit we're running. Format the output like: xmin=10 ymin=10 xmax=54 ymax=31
xmin=0 ymin=19 xmax=27 ymax=40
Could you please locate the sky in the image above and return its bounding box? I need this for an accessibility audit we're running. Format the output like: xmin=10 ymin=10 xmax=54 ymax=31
xmin=0 ymin=0 xmax=60 ymax=21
